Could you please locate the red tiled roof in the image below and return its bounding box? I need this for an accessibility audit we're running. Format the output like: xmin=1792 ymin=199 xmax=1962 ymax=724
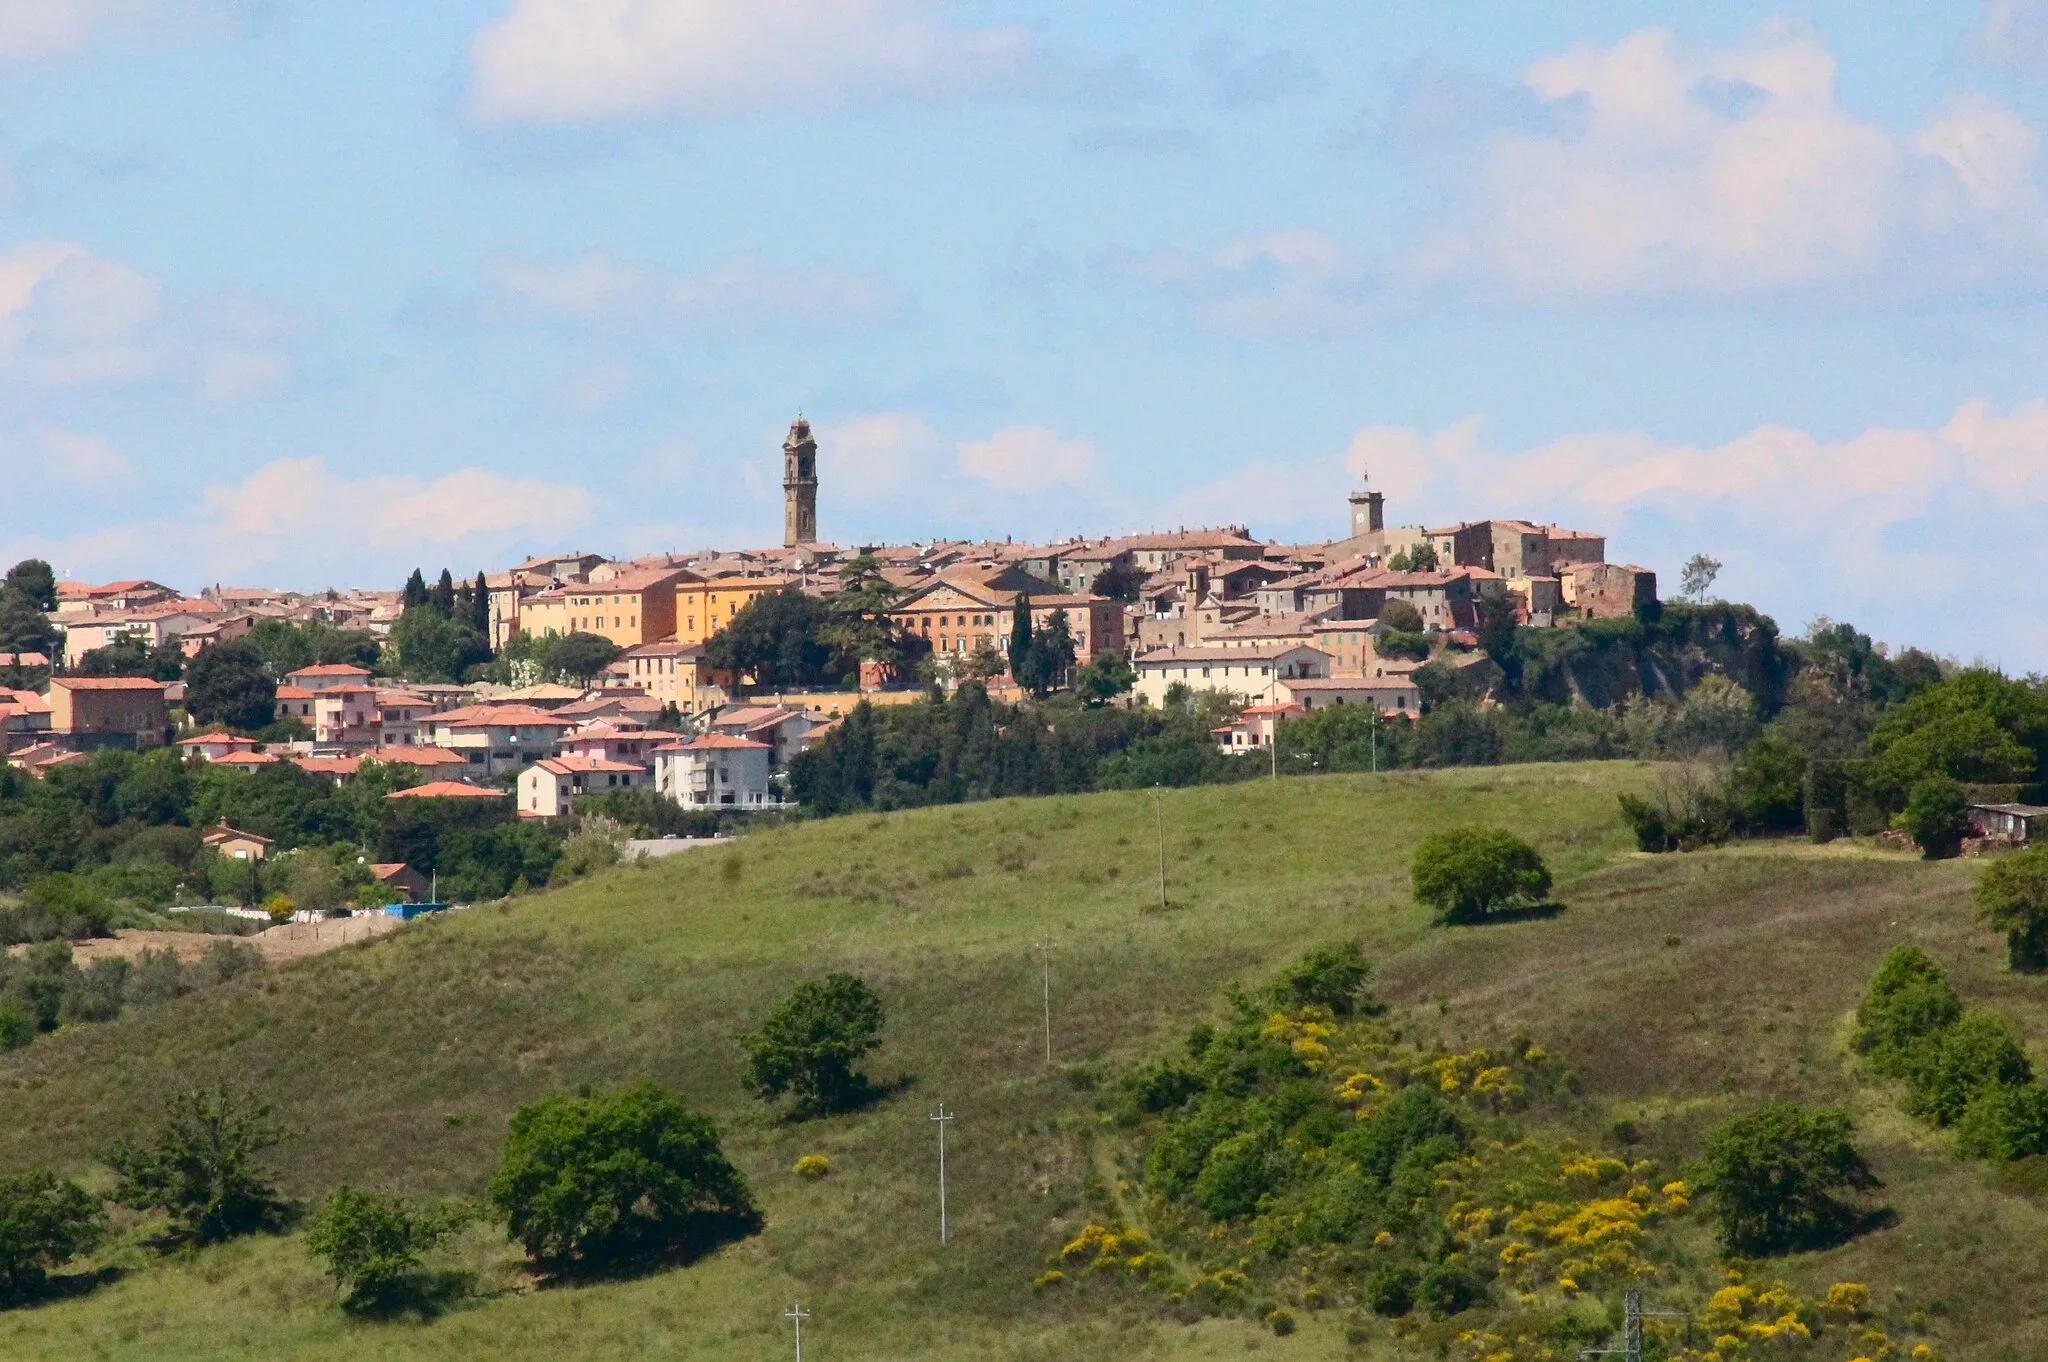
xmin=287 ymin=664 xmax=374 ymax=678
xmin=49 ymin=676 xmax=167 ymax=691
xmin=533 ymin=756 xmax=647 ymax=775
xmin=654 ymin=734 xmax=771 ymax=752
xmin=386 ymin=781 xmax=508 ymax=799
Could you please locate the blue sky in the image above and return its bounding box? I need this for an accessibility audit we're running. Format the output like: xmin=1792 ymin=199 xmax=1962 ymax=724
xmin=3 ymin=1 xmax=2048 ymax=666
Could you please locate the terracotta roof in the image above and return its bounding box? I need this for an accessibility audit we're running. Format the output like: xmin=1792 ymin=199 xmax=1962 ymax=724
xmin=1136 ymin=645 xmax=1323 ymax=664
xmin=368 ymin=863 xmax=416 ymax=882
xmin=292 ymin=756 xmax=363 ymax=777
xmin=49 ymin=676 xmax=167 ymax=691
xmin=0 ymin=653 xmax=51 ymax=668
xmin=533 ymin=756 xmax=647 ymax=775
xmin=286 ymin=664 xmax=374 ymax=678
xmin=654 ymin=734 xmax=771 ymax=752
xmin=274 ymin=686 xmax=315 ymax=700
xmin=429 ymin=703 xmax=576 ymax=729
xmin=202 ymin=822 xmax=272 ymax=846
xmin=1284 ymin=676 xmax=1418 ymax=691
xmin=213 ymin=752 xmax=280 ymax=767
xmin=176 ymin=731 xmax=258 ymax=747
xmin=386 ymin=781 xmax=508 ymax=800
xmin=368 ymin=745 xmax=470 ymax=767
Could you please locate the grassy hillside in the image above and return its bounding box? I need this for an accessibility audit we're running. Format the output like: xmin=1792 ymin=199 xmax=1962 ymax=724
xmin=0 ymin=762 xmax=2041 ymax=1360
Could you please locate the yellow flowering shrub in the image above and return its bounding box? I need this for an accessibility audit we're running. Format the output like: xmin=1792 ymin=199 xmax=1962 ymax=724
xmin=792 ymin=1154 xmax=830 ymax=1179
xmin=1826 ymin=1282 xmax=1870 ymax=1314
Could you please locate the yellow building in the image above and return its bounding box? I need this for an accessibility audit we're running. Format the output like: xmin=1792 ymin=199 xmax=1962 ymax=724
xmin=520 ymin=567 xmax=685 ymax=649
xmin=673 ymin=577 xmax=790 ymax=644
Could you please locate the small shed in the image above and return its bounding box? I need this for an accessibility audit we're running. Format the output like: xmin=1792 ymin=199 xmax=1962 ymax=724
xmin=368 ymin=862 xmax=429 ymax=903
xmin=201 ymin=821 xmax=272 ymax=861
xmin=1969 ymin=803 xmax=2048 ymax=843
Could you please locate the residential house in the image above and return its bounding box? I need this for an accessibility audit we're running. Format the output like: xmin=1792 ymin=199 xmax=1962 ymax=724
xmin=1275 ymin=675 xmax=1421 ymax=715
xmin=420 ymin=703 xmax=574 ymax=777
xmin=652 ymin=734 xmax=774 ymax=808
xmin=559 ymin=721 xmax=660 ymax=768
xmin=518 ymin=566 xmax=686 ymax=650
xmin=1213 ymin=702 xmax=1302 ymax=753
xmin=708 ymin=706 xmax=814 ymax=769
xmin=1558 ymin=563 xmax=1657 ymax=620
xmin=0 ymin=689 xmax=53 ymax=755
xmin=273 ymin=685 xmax=316 ymax=725
xmin=385 ymin=780 xmax=509 ymax=802
xmin=202 ymin=822 xmax=271 ymax=861
xmin=368 ymin=863 xmax=429 ymax=903
xmin=284 ymin=663 xmax=375 ymax=693
xmin=211 ymin=751 xmax=280 ymax=771
xmin=517 ymin=755 xmax=650 ymax=817
xmin=616 ymin=639 xmax=720 ymax=714
xmin=1131 ymin=644 xmax=1329 ymax=708
xmin=53 ymin=579 xmax=178 ymax=617
xmin=5 ymin=742 xmax=84 ymax=776
xmin=673 ymin=576 xmax=792 ymax=645
xmin=312 ymin=685 xmax=382 ymax=747
xmin=1115 ymin=529 xmax=1264 ymax=573
xmin=46 ymin=677 xmax=170 ymax=750
xmin=175 ymin=732 xmax=263 ymax=762
xmin=375 ymin=692 xmax=435 ymax=746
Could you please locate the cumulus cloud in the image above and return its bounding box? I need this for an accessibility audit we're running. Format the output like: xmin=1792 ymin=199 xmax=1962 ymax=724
xmin=1168 ymin=400 xmax=2048 ymax=663
xmin=1408 ymin=25 xmax=2048 ymax=296
xmin=466 ymin=0 xmax=1042 ymax=125
xmin=200 ymin=458 xmax=594 ymax=550
xmin=818 ymin=411 xmax=944 ymax=500
xmin=480 ymin=252 xmax=909 ymax=337
xmin=0 ymin=0 xmax=251 ymax=61
xmin=956 ymin=424 xmax=1094 ymax=490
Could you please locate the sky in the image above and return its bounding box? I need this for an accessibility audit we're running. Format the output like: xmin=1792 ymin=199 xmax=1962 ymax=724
xmin=2 ymin=1 xmax=2048 ymax=666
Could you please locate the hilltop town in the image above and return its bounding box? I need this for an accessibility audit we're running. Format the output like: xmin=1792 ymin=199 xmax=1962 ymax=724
xmin=0 ymin=417 xmax=1657 ymax=809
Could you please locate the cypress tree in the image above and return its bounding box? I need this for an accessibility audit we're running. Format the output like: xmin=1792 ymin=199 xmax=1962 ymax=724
xmin=432 ymin=569 xmax=456 ymax=616
xmin=1008 ymin=594 xmax=1034 ymax=688
xmin=402 ymin=569 xmax=428 ymax=610
xmin=472 ymin=571 xmax=491 ymax=639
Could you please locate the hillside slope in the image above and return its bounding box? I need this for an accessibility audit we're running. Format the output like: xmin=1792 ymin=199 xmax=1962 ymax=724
xmin=0 ymin=763 xmax=2040 ymax=1361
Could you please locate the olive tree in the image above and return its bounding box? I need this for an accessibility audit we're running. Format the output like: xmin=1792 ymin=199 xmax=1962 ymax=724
xmin=1411 ymin=826 xmax=1553 ymax=924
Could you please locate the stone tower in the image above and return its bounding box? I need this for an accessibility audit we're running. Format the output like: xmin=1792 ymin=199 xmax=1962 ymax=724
xmin=1347 ymin=473 xmax=1384 ymax=538
xmin=783 ymin=415 xmax=818 ymax=548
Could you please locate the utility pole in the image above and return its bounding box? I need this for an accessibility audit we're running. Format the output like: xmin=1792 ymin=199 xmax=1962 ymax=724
xmin=1580 ymin=1289 xmax=1688 ymax=1362
xmin=1035 ymin=941 xmax=1053 ymax=1065
xmin=930 ymin=1104 xmax=954 ymax=1245
xmin=1152 ymin=787 xmax=1167 ymax=912
xmin=783 ymin=1302 xmax=810 ymax=1362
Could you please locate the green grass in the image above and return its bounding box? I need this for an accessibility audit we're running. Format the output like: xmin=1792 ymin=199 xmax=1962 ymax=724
xmin=0 ymin=762 xmax=2044 ymax=1359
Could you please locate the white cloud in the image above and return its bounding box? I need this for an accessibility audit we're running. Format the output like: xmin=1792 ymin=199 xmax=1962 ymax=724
xmin=1977 ymin=0 xmax=2048 ymax=72
xmin=1107 ymin=230 xmax=1374 ymax=337
xmin=0 ymin=0 xmax=250 ymax=61
xmin=480 ymin=252 xmax=908 ymax=336
xmin=1411 ymin=25 xmax=2048 ymax=295
xmin=35 ymin=427 xmax=128 ymax=482
xmin=466 ymin=0 xmax=1041 ymax=125
xmin=956 ymin=424 xmax=1094 ymax=490
xmin=1169 ymin=400 xmax=2048 ymax=663
xmin=198 ymin=459 xmax=595 ymax=556
xmin=819 ymin=410 xmax=943 ymax=500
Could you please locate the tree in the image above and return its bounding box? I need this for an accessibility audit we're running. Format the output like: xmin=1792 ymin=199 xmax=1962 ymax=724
xmin=1472 ymin=593 xmax=1521 ymax=689
xmin=431 ymin=569 xmax=456 ymax=616
xmin=1854 ymin=945 xmax=1960 ymax=1074
xmin=186 ymin=642 xmax=277 ymax=732
xmin=71 ymin=636 xmax=183 ymax=681
xmin=1411 ymin=826 xmax=1552 ymax=924
xmin=550 ymin=632 xmax=620 ymax=686
xmin=1975 ymin=845 xmax=2048 ymax=971
xmin=106 ymin=1085 xmax=287 ymax=1244
xmin=471 ymin=571 xmax=491 ymax=638
xmin=1271 ymin=942 xmax=1376 ymax=1017
xmin=741 ymin=972 xmax=887 ymax=1116
xmin=1680 ymin=553 xmax=1722 ymax=603
xmin=2 ymin=560 xmax=57 ymax=612
xmin=487 ymin=1082 xmax=757 ymax=1274
xmin=1026 ymin=609 xmax=1077 ymax=696
xmin=307 ymin=1186 xmax=471 ymax=1313
xmin=1697 ymin=1103 xmax=1877 ymax=1255
xmin=1379 ymin=600 xmax=1424 ymax=633
xmin=0 ymin=588 xmax=58 ymax=660
xmin=0 ymin=1170 xmax=104 ymax=1303
xmin=1900 ymin=774 xmax=1969 ymax=859
xmin=704 ymin=588 xmax=838 ymax=691
xmin=1007 ymin=593 xmax=1034 ymax=686
xmin=1902 ymin=1009 xmax=2033 ymax=1127
xmin=389 ymin=607 xmax=488 ymax=683
xmin=1958 ymin=1082 xmax=2048 ymax=1162
xmin=1074 ymin=650 xmax=1136 ymax=705
xmin=401 ymin=569 xmax=429 ymax=611
xmin=1091 ymin=559 xmax=1142 ymax=603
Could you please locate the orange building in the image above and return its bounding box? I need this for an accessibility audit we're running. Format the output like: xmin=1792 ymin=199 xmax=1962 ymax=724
xmin=674 ymin=577 xmax=790 ymax=644
xmin=520 ymin=566 xmax=685 ymax=648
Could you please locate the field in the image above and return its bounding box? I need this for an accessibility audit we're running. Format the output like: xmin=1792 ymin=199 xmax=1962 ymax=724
xmin=1 ymin=761 xmax=2043 ymax=1360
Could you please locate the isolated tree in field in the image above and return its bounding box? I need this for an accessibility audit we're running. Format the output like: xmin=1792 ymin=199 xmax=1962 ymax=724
xmin=1958 ymin=1082 xmax=2048 ymax=1162
xmin=1697 ymin=1103 xmax=1877 ymax=1255
xmin=1975 ymin=845 xmax=2048 ymax=971
xmin=1903 ymin=1009 xmax=2033 ymax=1127
xmin=1411 ymin=826 xmax=1552 ymax=924
xmin=1271 ymin=941 xmax=1377 ymax=1017
xmin=1900 ymin=774 xmax=1970 ymax=859
xmin=487 ymin=1082 xmax=756 ymax=1275
xmin=185 ymin=641 xmax=277 ymax=732
xmin=307 ymin=1186 xmax=472 ymax=1313
xmin=1853 ymin=945 xmax=1960 ymax=1074
xmin=105 ymin=1085 xmax=287 ymax=1244
xmin=1680 ymin=553 xmax=1722 ymax=603
xmin=741 ymin=972 xmax=886 ymax=1115
xmin=0 ymin=1170 xmax=104 ymax=1303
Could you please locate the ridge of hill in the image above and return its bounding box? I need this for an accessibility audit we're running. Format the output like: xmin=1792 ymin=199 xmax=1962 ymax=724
xmin=0 ymin=762 xmax=2042 ymax=1361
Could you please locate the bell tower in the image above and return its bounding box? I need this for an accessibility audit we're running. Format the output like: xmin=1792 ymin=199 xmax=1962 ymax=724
xmin=783 ymin=415 xmax=818 ymax=547
xmin=1347 ymin=471 xmax=1384 ymax=538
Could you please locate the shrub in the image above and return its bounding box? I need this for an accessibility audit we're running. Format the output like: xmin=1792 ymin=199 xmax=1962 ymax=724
xmin=0 ymin=1171 xmax=104 ymax=1303
xmin=1958 ymin=1083 xmax=2048 ymax=1162
xmin=1417 ymin=1262 xmax=1484 ymax=1318
xmin=1697 ymin=1104 xmax=1877 ymax=1255
xmin=1854 ymin=945 xmax=1961 ymax=1075
xmin=1271 ymin=941 xmax=1376 ymax=1017
xmin=1367 ymin=1261 xmax=1418 ymax=1316
xmin=1902 ymin=1010 xmax=2033 ymax=1127
xmin=487 ymin=1081 xmax=757 ymax=1275
xmin=0 ymin=1004 xmax=31 ymax=1051
xmin=1974 ymin=845 xmax=2048 ymax=972
xmin=1266 ymin=1306 xmax=1296 ymax=1335
xmin=792 ymin=1155 xmax=830 ymax=1180
xmin=1411 ymin=826 xmax=1552 ymax=923
xmin=59 ymin=957 xmax=127 ymax=1025
xmin=741 ymin=973 xmax=886 ymax=1116
xmin=307 ymin=1187 xmax=471 ymax=1313
xmin=1900 ymin=775 xmax=1969 ymax=859
xmin=105 ymin=1085 xmax=288 ymax=1244
xmin=1379 ymin=600 xmax=1425 ymax=633
xmin=1617 ymin=794 xmax=1671 ymax=852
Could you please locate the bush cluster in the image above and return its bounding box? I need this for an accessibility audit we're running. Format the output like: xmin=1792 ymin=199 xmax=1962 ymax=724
xmin=1855 ymin=945 xmax=2048 ymax=1160
xmin=0 ymin=939 xmax=260 ymax=1050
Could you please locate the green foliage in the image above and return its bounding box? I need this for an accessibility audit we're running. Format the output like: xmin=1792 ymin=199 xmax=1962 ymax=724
xmin=185 ymin=642 xmax=277 ymax=732
xmin=21 ymin=873 xmax=113 ymax=938
xmin=1900 ymin=774 xmax=1969 ymax=859
xmin=1901 ymin=1010 xmax=2033 ymax=1127
xmin=1090 ymin=560 xmax=1142 ymax=602
xmin=1868 ymin=668 xmax=2048 ymax=799
xmin=487 ymin=1082 xmax=757 ymax=1274
xmin=1378 ymin=600 xmax=1425 ymax=633
xmin=0 ymin=561 xmax=59 ymax=659
xmin=0 ymin=1004 xmax=31 ymax=1051
xmin=1375 ymin=629 xmax=1431 ymax=662
xmin=704 ymin=588 xmax=841 ymax=691
xmin=106 ymin=1086 xmax=288 ymax=1244
xmin=741 ymin=973 xmax=886 ymax=1116
xmin=0 ymin=1170 xmax=104 ymax=1303
xmin=70 ymin=635 xmax=184 ymax=681
xmin=2 ymin=560 xmax=57 ymax=613
xmin=1957 ymin=1082 xmax=2048 ymax=1162
xmin=1697 ymin=1104 xmax=1877 ymax=1255
xmin=1974 ymin=844 xmax=2048 ymax=971
xmin=1073 ymin=650 xmax=1136 ymax=704
xmin=548 ymin=631 xmax=621 ymax=685
xmin=240 ymin=617 xmax=380 ymax=678
xmin=306 ymin=1186 xmax=471 ymax=1313
xmin=389 ymin=606 xmax=489 ymax=683
xmin=1854 ymin=945 xmax=1961 ymax=1075
xmin=1411 ymin=826 xmax=1552 ymax=923
xmin=1727 ymin=734 xmax=1807 ymax=833
xmin=1013 ymin=608 xmax=1077 ymax=698
xmin=1270 ymin=941 xmax=1376 ymax=1017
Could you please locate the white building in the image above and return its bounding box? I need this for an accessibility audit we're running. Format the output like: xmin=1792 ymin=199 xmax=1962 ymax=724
xmin=1132 ymin=643 xmax=1329 ymax=708
xmin=1275 ymin=675 xmax=1421 ymax=715
xmin=652 ymin=734 xmax=774 ymax=809
xmin=517 ymin=755 xmax=650 ymax=818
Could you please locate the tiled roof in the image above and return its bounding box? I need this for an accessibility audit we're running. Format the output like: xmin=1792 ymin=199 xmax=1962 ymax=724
xmin=386 ymin=781 xmax=508 ymax=799
xmin=654 ymin=734 xmax=771 ymax=752
xmin=50 ymin=676 xmax=167 ymax=691
xmin=1136 ymin=644 xmax=1322 ymax=664
xmin=286 ymin=664 xmax=373 ymax=678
